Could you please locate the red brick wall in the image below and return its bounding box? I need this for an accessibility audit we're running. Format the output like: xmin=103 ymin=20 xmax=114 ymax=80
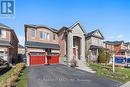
xmin=58 ymin=29 xmax=66 ymax=56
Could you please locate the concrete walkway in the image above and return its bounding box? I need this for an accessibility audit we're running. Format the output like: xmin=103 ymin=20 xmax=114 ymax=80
xmin=120 ymin=81 xmax=130 ymax=87
xmin=76 ymin=62 xmax=96 ymax=73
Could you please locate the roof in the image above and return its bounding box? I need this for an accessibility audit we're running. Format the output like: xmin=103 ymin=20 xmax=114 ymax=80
xmin=0 ymin=23 xmax=19 ymax=43
xmin=85 ymin=29 xmax=104 ymax=39
xmin=124 ymin=42 xmax=130 ymax=46
xmin=0 ymin=40 xmax=11 ymax=47
xmin=104 ymin=41 xmax=124 ymax=45
xmin=18 ymin=44 xmax=24 ymax=48
xmin=0 ymin=23 xmax=11 ymax=29
xmin=119 ymin=49 xmax=130 ymax=53
xmin=25 ymin=41 xmax=60 ymax=49
xmin=24 ymin=24 xmax=58 ymax=32
xmin=69 ymin=21 xmax=86 ymax=33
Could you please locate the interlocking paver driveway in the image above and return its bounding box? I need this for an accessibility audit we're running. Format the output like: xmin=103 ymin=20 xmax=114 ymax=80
xmin=28 ymin=64 xmax=120 ymax=87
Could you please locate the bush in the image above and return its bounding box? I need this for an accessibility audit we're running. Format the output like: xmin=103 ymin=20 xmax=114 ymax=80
xmin=0 ymin=63 xmax=25 ymax=87
xmin=98 ymin=48 xmax=111 ymax=63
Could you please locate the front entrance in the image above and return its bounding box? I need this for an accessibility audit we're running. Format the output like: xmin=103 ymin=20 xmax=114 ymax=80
xmin=73 ymin=36 xmax=81 ymax=60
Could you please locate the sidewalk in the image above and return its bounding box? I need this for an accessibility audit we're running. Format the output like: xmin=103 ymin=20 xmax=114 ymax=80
xmin=120 ymin=81 xmax=130 ymax=87
xmin=76 ymin=62 xmax=96 ymax=73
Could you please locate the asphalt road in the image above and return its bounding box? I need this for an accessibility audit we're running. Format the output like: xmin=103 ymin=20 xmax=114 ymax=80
xmin=28 ymin=64 xmax=120 ymax=87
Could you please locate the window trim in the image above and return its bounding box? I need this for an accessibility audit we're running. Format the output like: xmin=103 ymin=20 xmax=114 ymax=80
xmin=31 ymin=29 xmax=36 ymax=38
xmin=0 ymin=29 xmax=6 ymax=38
xmin=40 ymin=31 xmax=50 ymax=40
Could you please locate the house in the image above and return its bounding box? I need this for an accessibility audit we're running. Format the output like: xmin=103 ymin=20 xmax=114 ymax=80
xmin=0 ymin=23 xmax=19 ymax=64
xmin=85 ymin=29 xmax=104 ymax=63
xmin=25 ymin=24 xmax=60 ymax=66
xmin=25 ymin=22 xmax=86 ymax=66
xmin=104 ymin=41 xmax=130 ymax=56
xmin=104 ymin=41 xmax=130 ymax=65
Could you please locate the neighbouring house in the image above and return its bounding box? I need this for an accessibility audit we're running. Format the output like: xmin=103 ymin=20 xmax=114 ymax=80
xmin=25 ymin=22 xmax=86 ymax=66
xmin=104 ymin=41 xmax=130 ymax=65
xmin=0 ymin=23 xmax=19 ymax=64
xmin=104 ymin=41 xmax=130 ymax=56
xmin=18 ymin=44 xmax=25 ymax=62
xmin=85 ymin=29 xmax=104 ymax=63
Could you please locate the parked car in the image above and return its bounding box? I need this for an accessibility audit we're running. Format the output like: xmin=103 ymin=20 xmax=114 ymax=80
xmin=0 ymin=57 xmax=8 ymax=66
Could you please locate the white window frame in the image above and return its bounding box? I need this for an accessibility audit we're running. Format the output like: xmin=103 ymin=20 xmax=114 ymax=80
xmin=40 ymin=31 xmax=50 ymax=40
xmin=31 ymin=29 xmax=36 ymax=38
xmin=0 ymin=29 xmax=6 ymax=38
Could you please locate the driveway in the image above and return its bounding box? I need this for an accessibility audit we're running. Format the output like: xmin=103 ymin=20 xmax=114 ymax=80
xmin=28 ymin=64 xmax=120 ymax=87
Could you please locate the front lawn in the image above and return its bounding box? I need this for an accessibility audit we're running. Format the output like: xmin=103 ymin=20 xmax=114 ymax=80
xmin=16 ymin=67 xmax=27 ymax=87
xmin=89 ymin=63 xmax=130 ymax=83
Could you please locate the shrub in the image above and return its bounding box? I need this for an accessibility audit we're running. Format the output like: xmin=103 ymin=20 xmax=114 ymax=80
xmin=0 ymin=63 xmax=25 ymax=87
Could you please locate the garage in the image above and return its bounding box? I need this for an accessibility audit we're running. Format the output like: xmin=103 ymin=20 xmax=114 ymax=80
xmin=47 ymin=55 xmax=59 ymax=64
xmin=29 ymin=52 xmax=59 ymax=65
xmin=30 ymin=55 xmax=59 ymax=65
xmin=30 ymin=52 xmax=45 ymax=65
xmin=30 ymin=55 xmax=45 ymax=65
xmin=26 ymin=41 xmax=60 ymax=66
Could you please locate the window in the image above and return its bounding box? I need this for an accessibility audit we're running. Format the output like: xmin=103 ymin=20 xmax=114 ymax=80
xmin=53 ymin=34 xmax=56 ymax=40
xmin=0 ymin=29 xmax=6 ymax=38
xmin=0 ymin=29 xmax=1 ymax=35
xmin=40 ymin=32 xmax=45 ymax=39
xmin=31 ymin=29 xmax=36 ymax=38
xmin=40 ymin=32 xmax=50 ymax=40
xmin=47 ymin=33 xmax=50 ymax=40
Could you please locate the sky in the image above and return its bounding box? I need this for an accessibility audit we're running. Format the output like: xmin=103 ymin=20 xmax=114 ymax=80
xmin=0 ymin=0 xmax=130 ymax=45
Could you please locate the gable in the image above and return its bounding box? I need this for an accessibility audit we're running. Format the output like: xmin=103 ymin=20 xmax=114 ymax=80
xmin=71 ymin=23 xmax=85 ymax=36
xmin=93 ymin=30 xmax=103 ymax=39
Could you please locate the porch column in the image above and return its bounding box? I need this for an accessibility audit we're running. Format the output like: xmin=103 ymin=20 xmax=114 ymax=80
xmin=67 ymin=31 xmax=73 ymax=65
xmin=80 ymin=36 xmax=85 ymax=61
xmin=26 ymin=48 xmax=30 ymax=66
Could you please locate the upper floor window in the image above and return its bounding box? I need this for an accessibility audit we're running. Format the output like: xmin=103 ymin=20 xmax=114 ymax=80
xmin=40 ymin=31 xmax=50 ymax=40
xmin=31 ymin=29 xmax=36 ymax=38
xmin=0 ymin=29 xmax=6 ymax=38
xmin=53 ymin=34 xmax=56 ymax=40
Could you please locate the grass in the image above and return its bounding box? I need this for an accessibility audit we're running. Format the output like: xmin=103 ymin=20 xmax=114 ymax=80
xmin=16 ymin=67 xmax=27 ymax=87
xmin=89 ymin=63 xmax=130 ymax=83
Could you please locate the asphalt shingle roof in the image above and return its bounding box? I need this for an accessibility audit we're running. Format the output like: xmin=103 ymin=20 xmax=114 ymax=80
xmin=25 ymin=24 xmax=58 ymax=32
xmin=18 ymin=44 xmax=24 ymax=48
xmin=0 ymin=23 xmax=11 ymax=29
xmin=25 ymin=41 xmax=60 ymax=49
xmin=85 ymin=29 xmax=104 ymax=39
xmin=0 ymin=40 xmax=10 ymax=46
xmin=104 ymin=41 xmax=124 ymax=45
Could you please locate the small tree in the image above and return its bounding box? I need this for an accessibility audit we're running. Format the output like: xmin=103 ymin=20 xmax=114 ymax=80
xmin=106 ymin=51 xmax=112 ymax=64
xmin=98 ymin=48 xmax=106 ymax=63
xmin=98 ymin=48 xmax=112 ymax=64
